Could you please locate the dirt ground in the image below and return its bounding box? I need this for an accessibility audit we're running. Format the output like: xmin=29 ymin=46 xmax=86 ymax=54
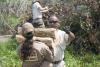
xmin=0 ymin=35 xmax=12 ymax=42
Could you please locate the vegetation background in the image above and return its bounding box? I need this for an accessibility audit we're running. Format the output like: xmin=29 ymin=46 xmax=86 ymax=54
xmin=0 ymin=0 xmax=100 ymax=67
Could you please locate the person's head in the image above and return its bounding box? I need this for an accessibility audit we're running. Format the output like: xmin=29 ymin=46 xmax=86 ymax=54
xmin=33 ymin=0 xmax=42 ymax=3
xmin=20 ymin=23 xmax=34 ymax=61
xmin=33 ymin=0 xmax=38 ymax=2
xmin=48 ymin=15 xmax=60 ymax=28
xmin=22 ymin=23 xmax=34 ymax=39
xmin=34 ymin=0 xmax=46 ymax=5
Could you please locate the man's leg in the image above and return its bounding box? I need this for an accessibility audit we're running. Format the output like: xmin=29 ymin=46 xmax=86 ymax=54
xmin=32 ymin=19 xmax=45 ymax=28
xmin=53 ymin=60 xmax=65 ymax=67
xmin=40 ymin=61 xmax=53 ymax=67
xmin=38 ymin=19 xmax=45 ymax=28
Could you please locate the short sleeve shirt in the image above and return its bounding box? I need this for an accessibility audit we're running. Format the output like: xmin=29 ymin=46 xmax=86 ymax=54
xmin=53 ymin=30 xmax=69 ymax=61
xmin=32 ymin=2 xmax=42 ymax=19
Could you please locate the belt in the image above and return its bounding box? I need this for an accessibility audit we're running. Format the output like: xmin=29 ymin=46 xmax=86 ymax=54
xmin=52 ymin=60 xmax=62 ymax=64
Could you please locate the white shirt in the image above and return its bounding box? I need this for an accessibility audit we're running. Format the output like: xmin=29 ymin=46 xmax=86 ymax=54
xmin=53 ymin=30 xmax=69 ymax=61
xmin=32 ymin=2 xmax=42 ymax=19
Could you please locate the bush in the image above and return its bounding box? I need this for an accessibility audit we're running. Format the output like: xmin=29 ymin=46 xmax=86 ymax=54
xmin=0 ymin=39 xmax=21 ymax=67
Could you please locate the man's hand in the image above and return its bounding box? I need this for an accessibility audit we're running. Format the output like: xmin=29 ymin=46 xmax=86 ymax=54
xmin=45 ymin=6 xmax=53 ymax=11
xmin=63 ymin=26 xmax=75 ymax=42
xmin=49 ymin=7 xmax=53 ymax=10
xmin=63 ymin=26 xmax=70 ymax=34
xmin=45 ymin=6 xmax=49 ymax=10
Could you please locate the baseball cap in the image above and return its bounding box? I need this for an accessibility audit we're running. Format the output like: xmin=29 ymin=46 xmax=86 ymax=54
xmin=22 ymin=23 xmax=34 ymax=34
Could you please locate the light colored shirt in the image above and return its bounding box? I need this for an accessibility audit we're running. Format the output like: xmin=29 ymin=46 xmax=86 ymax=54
xmin=53 ymin=30 xmax=69 ymax=61
xmin=32 ymin=2 xmax=42 ymax=19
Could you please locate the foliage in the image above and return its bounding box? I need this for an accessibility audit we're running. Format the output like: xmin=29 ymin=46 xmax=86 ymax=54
xmin=0 ymin=0 xmax=100 ymax=53
xmin=0 ymin=0 xmax=32 ymax=35
xmin=0 ymin=13 xmax=19 ymax=35
xmin=0 ymin=0 xmax=100 ymax=66
xmin=43 ymin=0 xmax=100 ymax=53
xmin=1 ymin=39 xmax=100 ymax=67
xmin=0 ymin=39 xmax=21 ymax=67
xmin=70 ymin=0 xmax=100 ymax=53
xmin=65 ymin=45 xmax=100 ymax=67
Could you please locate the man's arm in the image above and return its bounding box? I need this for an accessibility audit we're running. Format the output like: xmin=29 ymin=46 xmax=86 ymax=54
xmin=63 ymin=26 xmax=75 ymax=43
xmin=15 ymin=35 xmax=25 ymax=45
xmin=67 ymin=31 xmax=75 ymax=42
xmin=40 ymin=7 xmax=53 ymax=13
xmin=36 ymin=2 xmax=49 ymax=12
xmin=40 ymin=6 xmax=49 ymax=12
xmin=44 ymin=46 xmax=54 ymax=62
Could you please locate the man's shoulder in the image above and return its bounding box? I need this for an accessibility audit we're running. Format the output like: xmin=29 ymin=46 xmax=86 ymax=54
xmin=57 ymin=29 xmax=66 ymax=34
xmin=56 ymin=29 xmax=64 ymax=32
xmin=57 ymin=29 xmax=69 ymax=38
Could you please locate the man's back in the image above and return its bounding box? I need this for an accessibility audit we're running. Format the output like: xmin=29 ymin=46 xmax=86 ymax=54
xmin=18 ymin=41 xmax=53 ymax=67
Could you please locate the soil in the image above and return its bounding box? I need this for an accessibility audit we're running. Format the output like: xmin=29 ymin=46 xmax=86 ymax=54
xmin=0 ymin=35 xmax=12 ymax=42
